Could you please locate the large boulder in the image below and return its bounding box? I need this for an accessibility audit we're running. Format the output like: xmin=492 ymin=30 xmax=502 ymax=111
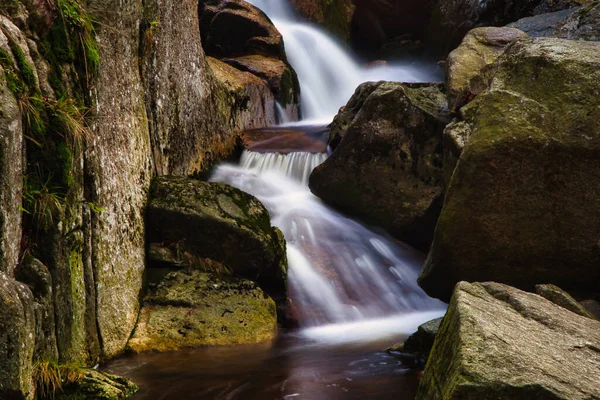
xmin=127 ymin=270 xmax=277 ymax=352
xmin=417 ymin=282 xmax=600 ymax=399
xmin=146 ymin=176 xmax=287 ymax=300
xmin=309 ymin=82 xmax=450 ymax=251
xmin=420 ymin=38 xmax=600 ymax=301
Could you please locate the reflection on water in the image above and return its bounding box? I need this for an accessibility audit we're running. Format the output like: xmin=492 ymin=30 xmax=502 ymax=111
xmin=103 ymin=336 xmax=421 ymax=400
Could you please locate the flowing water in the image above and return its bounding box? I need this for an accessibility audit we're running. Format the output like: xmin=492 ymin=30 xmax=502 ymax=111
xmin=104 ymin=1 xmax=446 ymax=398
xmin=248 ymin=0 xmax=441 ymax=122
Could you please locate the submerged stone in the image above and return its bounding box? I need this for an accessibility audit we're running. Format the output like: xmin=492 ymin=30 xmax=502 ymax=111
xmin=127 ymin=270 xmax=277 ymax=352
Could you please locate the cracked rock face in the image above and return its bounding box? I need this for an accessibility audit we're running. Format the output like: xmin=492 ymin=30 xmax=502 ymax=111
xmin=418 ymin=282 xmax=600 ymax=400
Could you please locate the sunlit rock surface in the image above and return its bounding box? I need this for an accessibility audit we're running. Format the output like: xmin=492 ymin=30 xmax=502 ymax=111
xmin=418 ymin=282 xmax=600 ymax=399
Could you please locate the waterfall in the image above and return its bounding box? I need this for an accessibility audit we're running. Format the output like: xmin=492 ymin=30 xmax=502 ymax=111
xmin=211 ymin=152 xmax=445 ymax=341
xmin=247 ymin=0 xmax=439 ymax=123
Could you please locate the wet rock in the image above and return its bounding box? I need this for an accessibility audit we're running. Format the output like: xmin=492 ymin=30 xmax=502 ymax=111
xmin=580 ymin=299 xmax=600 ymax=319
xmin=309 ymin=82 xmax=450 ymax=251
xmin=56 ymin=369 xmax=138 ymax=400
xmin=241 ymin=126 xmax=328 ymax=154
xmin=222 ymin=55 xmax=300 ymax=113
xmin=199 ymin=0 xmax=300 ymax=114
xmin=200 ymin=0 xmax=284 ymax=59
xmin=146 ymin=176 xmax=287 ymax=300
xmin=127 ymin=270 xmax=277 ymax=352
xmin=0 ymin=272 xmax=36 ymax=400
xmin=388 ymin=317 xmax=443 ymax=369
xmin=208 ymin=57 xmax=277 ymax=130
xmin=417 ymin=282 xmax=600 ymax=399
xmin=535 ymin=284 xmax=597 ymax=320
xmin=420 ymin=38 xmax=600 ymax=301
xmin=289 ymin=0 xmax=355 ymax=42
xmin=446 ymin=27 xmax=528 ymax=110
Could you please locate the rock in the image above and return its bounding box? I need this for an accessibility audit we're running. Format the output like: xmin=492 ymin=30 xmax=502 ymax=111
xmin=208 ymin=57 xmax=277 ymax=130
xmin=14 ymin=257 xmax=59 ymax=363
xmin=327 ymin=81 xmax=383 ymax=150
xmin=140 ymin=0 xmax=243 ymax=175
xmin=388 ymin=317 xmax=443 ymax=369
xmin=199 ymin=0 xmax=300 ymax=116
xmin=552 ymin=3 xmax=600 ymax=41
xmin=309 ymin=82 xmax=450 ymax=251
xmin=56 ymin=369 xmax=137 ymax=400
xmin=420 ymin=38 xmax=600 ymax=301
xmin=507 ymin=7 xmax=584 ymax=37
xmin=200 ymin=0 xmax=285 ymax=59
xmin=0 ymin=272 xmax=36 ymax=400
xmin=417 ymin=282 xmax=600 ymax=399
xmin=535 ymin=284 xmax=597 ymax=320
xmin=446 ymin=27 xmax=528 ymax=110
xmin=222 ymin=55 xmax=300 ymax=113
xmin=127 ymin=270 xmax=277 ymax=352
xmin=0 ymin=50 xmax=23 ymax=277
xmin=242 ymin=126 xmax=328 ymax=154
xmin=289 ymin=0 xmax=355 ymax=42
xmin=146 ymin=176 xmax=287 ymax=300
xmin=429 ymin=0 xmax=593 ymax=52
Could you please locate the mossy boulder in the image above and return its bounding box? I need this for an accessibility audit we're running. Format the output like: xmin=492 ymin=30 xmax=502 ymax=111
xmin=146 ymin=176 xmax=287 ymax=300
xmin=417 ymin=282 xmax=600 ymax=399
xmin=446 ymin=27 xmax=527 ymax=110
xmin=309 ymin=82 xmax=450 ymax=251
xmin=127 ymin=270 xmax=277 ymax=352
xmin=56 ymin=369 xmax=137 ymax=400
xmin=388 ymin=317 xmax=443 ymax=369
xmin=420 ymin=38 xmax=600 ymax=301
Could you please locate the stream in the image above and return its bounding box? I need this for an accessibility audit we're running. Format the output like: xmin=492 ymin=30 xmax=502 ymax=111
xmin=103 ymin=0 xmax=445 ymax=398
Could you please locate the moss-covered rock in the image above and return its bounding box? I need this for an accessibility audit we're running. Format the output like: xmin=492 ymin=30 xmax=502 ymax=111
xmin=56 ymin=369 xmax=137 ymax=400
xmin=446 ymin=27 xmax=527 ymax=110
xmin=146 ymin=176 xmax=287 ymax=301
xmin=420 ymin=38 xmax=600 ymax=301
xmin=417 ymin=282 xmax=600 ymax=399
xmin=309 ymin=82 xmax=450 ymax=251
xmin=127 ymin=270 xmax=277 ymax=352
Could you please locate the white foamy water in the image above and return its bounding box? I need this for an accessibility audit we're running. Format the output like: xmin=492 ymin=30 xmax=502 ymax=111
xmin=211 ymin=152 xmax=445 ymax=333
xmin=248 ymin=0 xmax=439 ymax=123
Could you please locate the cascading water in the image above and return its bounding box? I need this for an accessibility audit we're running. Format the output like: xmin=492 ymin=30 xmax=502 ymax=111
xmin=247 ymin=0 xmax=440 ymax=123
xmin=209 ymin=0 xmax=445 ymax=343
xmin=211 ymin=153 xmax=445 ymax=343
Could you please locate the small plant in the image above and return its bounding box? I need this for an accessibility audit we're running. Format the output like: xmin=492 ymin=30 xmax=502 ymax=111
xmin=22 ymin=174 xmax=65 ymax=231
xmin=49 ymin=96 xmax=92 ymax=149
xmin=33 ymin=360 xmax=84 ymax=399
xmin=87 ymin=202 xmax=105 ymax=214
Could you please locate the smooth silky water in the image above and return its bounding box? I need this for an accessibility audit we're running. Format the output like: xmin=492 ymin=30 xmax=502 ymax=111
xmin=103 ymin=1 xmax=446 ymax=398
